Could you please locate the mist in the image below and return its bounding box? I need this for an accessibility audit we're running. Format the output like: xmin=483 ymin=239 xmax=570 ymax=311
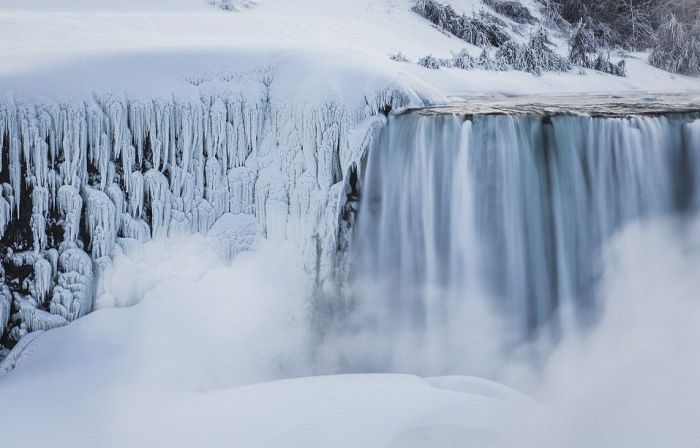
xmin=527 ymin=218 xmax=700 ymax=447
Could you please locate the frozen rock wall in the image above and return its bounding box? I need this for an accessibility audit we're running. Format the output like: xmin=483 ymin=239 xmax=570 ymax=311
xmin=0 ymin=79 xmax=406 ymax=349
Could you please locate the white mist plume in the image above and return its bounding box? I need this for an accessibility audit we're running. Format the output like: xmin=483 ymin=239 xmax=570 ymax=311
xmin=517 ymin=218 xmax=700 ymax=447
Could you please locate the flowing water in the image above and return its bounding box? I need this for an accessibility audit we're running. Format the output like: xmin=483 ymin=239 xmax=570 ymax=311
xmin=324 ymin=111 xmax=700 ymax=375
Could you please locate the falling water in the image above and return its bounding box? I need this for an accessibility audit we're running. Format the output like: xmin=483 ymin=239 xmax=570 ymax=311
xmin=325 ymin=112 xmax=700 ymax=375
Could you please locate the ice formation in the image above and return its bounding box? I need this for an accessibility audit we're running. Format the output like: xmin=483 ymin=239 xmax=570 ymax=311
xmin=0 ymin=80 xmax=409 ymax=347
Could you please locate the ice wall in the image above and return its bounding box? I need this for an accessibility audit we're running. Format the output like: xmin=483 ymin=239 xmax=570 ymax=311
xmin=322 ymin=112 xmax=700 ymax=374
xmin=0 ymin=82 xmax=407 ymax=348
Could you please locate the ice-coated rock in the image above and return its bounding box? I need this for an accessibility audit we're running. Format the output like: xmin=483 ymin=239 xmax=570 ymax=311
xmin=0 ymin=80 xmax=402 ymax=346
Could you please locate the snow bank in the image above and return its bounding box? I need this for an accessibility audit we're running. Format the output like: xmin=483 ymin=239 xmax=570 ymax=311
xmin=0 ymin=234 xmax=532 ymax=447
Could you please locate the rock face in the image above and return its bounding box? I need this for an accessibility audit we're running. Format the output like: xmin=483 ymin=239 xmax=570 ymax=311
xmin=0 ymin=79 xmax=406 ymax=349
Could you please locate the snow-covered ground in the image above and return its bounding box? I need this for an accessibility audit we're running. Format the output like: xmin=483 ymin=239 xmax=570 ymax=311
xmin=2 ymin=0 xmax=700 ymax=103
xmin=0 ymin=229 xmax=534 ymax=448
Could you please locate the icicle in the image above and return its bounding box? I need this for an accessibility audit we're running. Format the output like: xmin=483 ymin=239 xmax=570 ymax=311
xmin=120 ymin=214 xmax=151 ymax=242
xmin=128 ymin=170 xmax=144 ymax=219
xmin=98 ymin=132 xmax=112 ymax=190
xmin=208 ymin=97 xmax=227 ymax=161
xmin=33 ymin=257 xmax=53 ymax=305
xmin=151 ymin=137 xmax=162 ymax=172
xmin=122 ymin=145 xmax=136 ymax=191
xmin=205 ymin=157 xmax=229 ymax=219
xmin=193 ymin=199 xmax=216 ymax=235
xmin=49 ymin=248 xmax=94 ymax=321
xmin=0 ymin=196 xmax=9 ymax=240
xmin=58 ymin=185 xmax=83 ymax=242
xmin=46 ymin=248 xmax=59 ymax=279
xmin=0 ymin=104 xmax=6 ymax=173
xmin=227 ymin=166 xmax=256 ymax=215
xmin=82 ymin=186 xmax=117 ymax=259
xmin=93 ymin=256 xmax=112 ymax=297
xmin=107 ymin=182 xmax=124 ymax=231
xmin=1 ymin=183 xmax=14 ymax=219
xmin=31 ymin=185 xmax=49 ymax=216
xmin=255 ymin=166 xmax=288 ymax=243
xmin=144 ymin=169 xmax=172 ymax=238
xmin=317 ymin=123 xmax=340 ymax=189
xmin=168 ymin=210 xmax=190 ymax=238
xmin=31 ymin=135 xmax=49 ymax=189
xmin=30 ymin=214 xmax=46 ymax=254
xmin=9 ymin=116 xmax=21 ymax=215
xmin=0 ymin=272 xmax=10 ymax=340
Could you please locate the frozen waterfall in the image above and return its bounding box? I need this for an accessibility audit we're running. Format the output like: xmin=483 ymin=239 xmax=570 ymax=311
xmin=320 ymin=112 xmax=700 ymax=375
xmin=0 ymin=85 xmax=404 ymax=348
xmin=2 ymin=87 xmax=699 ymax=375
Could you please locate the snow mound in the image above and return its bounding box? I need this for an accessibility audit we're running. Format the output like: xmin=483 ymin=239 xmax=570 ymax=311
xmin=426 ymin=376 xmax=535 ymax=405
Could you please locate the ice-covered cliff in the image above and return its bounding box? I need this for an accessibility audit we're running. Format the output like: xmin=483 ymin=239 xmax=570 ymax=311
xmin=0 ymin=75 xmax=404 ymax=347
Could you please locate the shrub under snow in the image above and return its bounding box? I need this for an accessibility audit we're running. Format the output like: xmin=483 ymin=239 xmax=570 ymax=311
xmin=440 ymin=29 xmax=569 ymax=75
xmin=593 ymin=53 xmax=626 ymax=77
xmin=484 ymin=0 xmax=538 ymax=25
xmin=568 ymin=21 xmax=597 ymax=66
xmin=208 ymin=0 xmax=256 ymax=11
xmin=451 ymin=48 xmax=477 ymax=70
xmin=496 ymin=28 xmax=571 ymax=75
xmin=569 ymin=22 xmax=626 ymax=76
xmin=417 ymin=54 xmax=452 ymax=69
xmin=412 ymin=0 xmax=511 ymax=47
xmin=389 ymin=52 xmax=410 ymax=62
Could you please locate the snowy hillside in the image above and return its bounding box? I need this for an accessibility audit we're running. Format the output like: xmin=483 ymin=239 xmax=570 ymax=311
xmin=2 ymin=0 xmax=700 ymax=101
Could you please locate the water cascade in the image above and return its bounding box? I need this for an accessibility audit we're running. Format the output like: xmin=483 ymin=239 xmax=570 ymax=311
xmin=327 ymin=112 xmax=700 ymax=375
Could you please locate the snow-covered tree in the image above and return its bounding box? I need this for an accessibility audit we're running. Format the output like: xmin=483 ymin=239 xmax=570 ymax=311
xmin=412 ymin=0 xmax=510 ymax=47
xmin=495 ymin=28 xmax=571 ymax=75
xmin=451 ymin=48 xmax=477 ymax=69
xmin=484 ymin=0 xmax=538 ymax=24
xmin=568 ymin=21 xmax=597 ymax=66
xmin=649 ymin=13 xmax=700 ymax=75
xmin=417 ymin=54 xmax=451 ymax=69
xmin=389 ymin=52 xmax=410 ymax=62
